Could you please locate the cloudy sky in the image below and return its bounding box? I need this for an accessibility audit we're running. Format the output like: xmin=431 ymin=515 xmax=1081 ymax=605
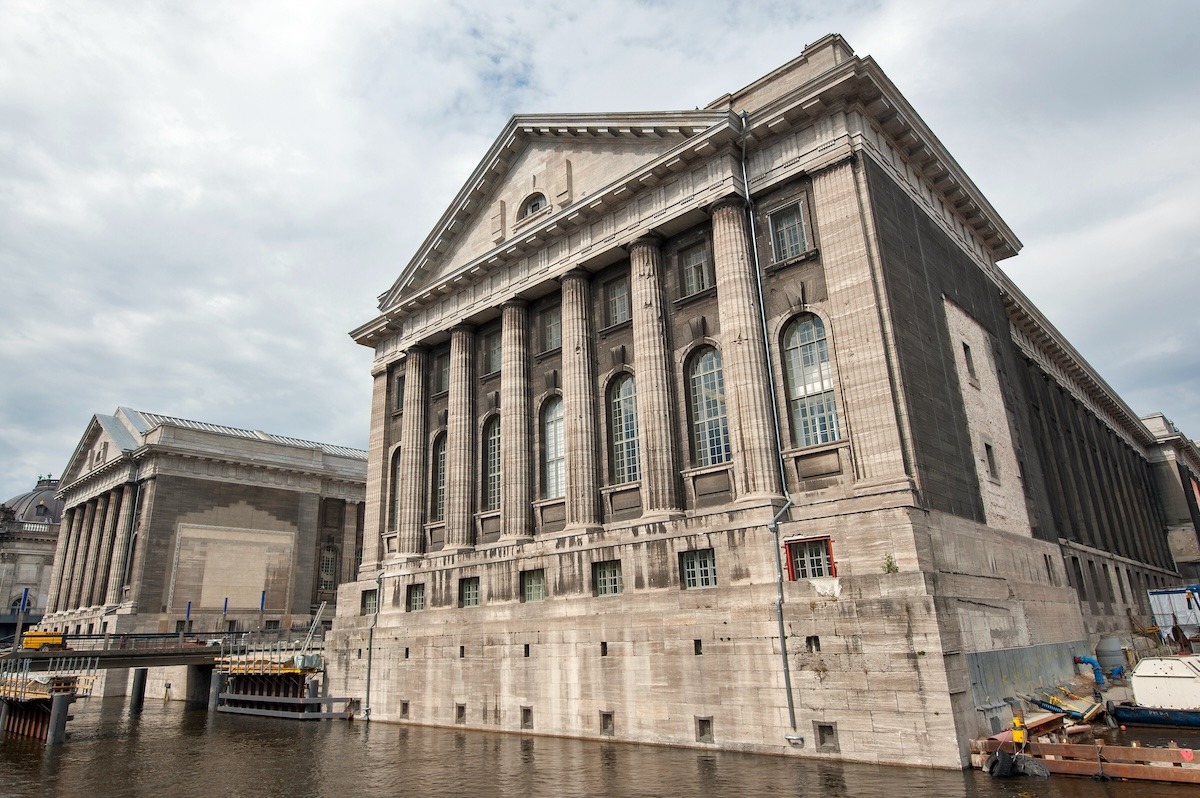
xmin=1 ymin=0 xmax=1197 ymax=501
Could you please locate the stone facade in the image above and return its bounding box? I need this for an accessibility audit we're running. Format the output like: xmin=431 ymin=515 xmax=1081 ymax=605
xmin=329 ymin=35 xmax=1193 ymax=768
xmin=0 ymin=477 xmax=63 ymax=640
xmin=41 ymin=407 xmax=366 ymax=649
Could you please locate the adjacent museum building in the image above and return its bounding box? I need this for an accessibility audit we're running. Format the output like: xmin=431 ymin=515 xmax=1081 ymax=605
xmin=330 ymin=35 xmax=1199 ymax=767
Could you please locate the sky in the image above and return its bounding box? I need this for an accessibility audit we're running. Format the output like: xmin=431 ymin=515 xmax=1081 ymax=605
xmin=1 ymin=0 xmax=1197 ymax=502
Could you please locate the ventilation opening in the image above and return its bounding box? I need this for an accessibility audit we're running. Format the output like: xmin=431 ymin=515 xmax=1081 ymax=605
xmin=600 ymin=711 xmax=615 ymax=737
xmin=814 ymin=721 xmax=839 ymax=752
xmin=459 ymin=645 xmax=465 ymax=658
xmin=696 ymin=716 xmax=714 ymax=744
xmin=806 ymin=635 xmax=820 ymax=653
xmin=400 ymin=700 xmax=409 ymax=719
xmin=694 ymin=639 xmax=703 ymax=655
xmin=523 ymin=643 xmax=530 ymax=658
xmin=600 ymin=641 xmax=608 ymax=657
xmin=455 ymin=704 xmax=466 ymax=724
xmin=521 ymin=706 xmax=533 ymax=730
xmin=404 ymin=647 xmax=410 ymax=659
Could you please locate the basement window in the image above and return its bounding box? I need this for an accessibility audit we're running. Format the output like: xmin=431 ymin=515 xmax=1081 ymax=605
xmin=600 ymin=711 xmax=615 ymax=737
xmin=456 ymin=704 xmax=466 ymax=724
xmin=696 ymin=716 xmax=714 ymax=744
xmin=521 ymin=706 xmax=534 ymax=730
xmin=787 ymin=538 xmax=835 ymax=580
xmin=814 ymin=721 xmax=839 ymax=753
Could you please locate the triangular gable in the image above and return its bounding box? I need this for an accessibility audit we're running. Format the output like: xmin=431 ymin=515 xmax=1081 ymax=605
xmin=378 ymin=111 xmax=732 ymax=310
xmin=59 ymin=413 xmax=141 ymax=487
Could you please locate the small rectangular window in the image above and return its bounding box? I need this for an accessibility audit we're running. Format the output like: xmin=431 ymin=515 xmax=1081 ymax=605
xmin=456 ymin=704 xmax=466 ymax=724
xmin=696 ymin=716 xmax=714 ymax=744
xmin=769 ymin=202 xmax=808 ymax=261
xmin=263 ymin=619 xmax=279 ymax=631
xmin=431 ymin=350 xmax=451 ymax=394
xmin=787 ymin=538 xmax=835 ymax=580
xmin=814 ymin=721 xmax=839 ymax=752
xmin=481 ymin=329 xmax=502 ymax=375
xmin=983 ymin=442 xmax=999 ymax=480
xmin=521 ymin=569 xmax=546 ymax=602
xmin=680 ymin=549 xmax=717 ymax=589
xmin=521 ymin=706 xmax=533 ymax=730
xmin=599 ymin=711 xmax=615 ymax=737
xmin=694 ymin=639 xmax=703 ymax=656
xmin=400 ymin=700 xmax=410 ymax=719
xmin=679 ymin=244 xmax=713 ymax=296
xmin=592 ymin=560 xmax=623 ymax=596
xmin=806 ymin=635 xmax=821 ymax=653
xmin=523 ymin=643 xmax=530 ymax=658
xmin=602 ymin=275 xmax=631 ymax=327
xmin=459 ymin=576 xmax=480 ymax=608
xmin=600 ymin=641 xmax=608 ymax=657
xmin=538 ymin=305 xmax=562 ymax=352
xmin=406 ymin=583 xmax=426 ymax=612
xmin=360 ymin=588 xmax=378 ymax=615
xmin=961 ymin=342 xmax=979 ymax=384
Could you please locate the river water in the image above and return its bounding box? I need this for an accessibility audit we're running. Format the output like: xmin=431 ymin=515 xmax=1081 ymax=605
xmin=1 ymin=697 xmax=1196 ymax=797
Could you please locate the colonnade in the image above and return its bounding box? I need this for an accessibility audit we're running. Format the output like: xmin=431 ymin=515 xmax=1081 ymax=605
xmin=44 ymin=483 xmax=137 ymax=613
xmin=386 ymin=196 xmax=784 ymax=558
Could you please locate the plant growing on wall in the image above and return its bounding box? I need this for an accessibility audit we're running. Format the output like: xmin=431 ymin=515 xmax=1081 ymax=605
xmin=882 ymin=553 xmax=898 ymax=574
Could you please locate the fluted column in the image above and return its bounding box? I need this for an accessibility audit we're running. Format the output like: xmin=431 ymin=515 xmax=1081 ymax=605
xmin=54 ymin=505 xmax=85 ymax=611
xmin=45 ymin=506 xmax=76 ymax=613
xmin=560 ymin=271 xmax=601 ymax=529
xmin=500 ymin=301 xmax=533 ymax=540
xmin=79 ymin=493 xmax=114 ymax=607
xmin=105 ymin=483 xmax=137 ymax=605
xmin=396 ymin=348 xmax=429 ymax=556
xmin=89 ymin=488 xmax=123 ymax=606
xmin=341 ymin=501 xmax=360 ymax=581
xmin=444 ymin=325 xmax=476 ymax=550
xmin=629 ymin=237 xmax=682 ymax=514
xmin=66 ymin=499 xmax=97 ymax=610
xmin=711 ymin=196 xmax=783 ymax=500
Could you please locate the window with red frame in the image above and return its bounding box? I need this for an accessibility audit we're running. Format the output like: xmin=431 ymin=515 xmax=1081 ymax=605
xmin=786 ymin=538 xmax=836 ymax=580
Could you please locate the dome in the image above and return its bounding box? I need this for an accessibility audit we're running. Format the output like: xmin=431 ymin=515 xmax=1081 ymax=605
xmin=2 ymin=477 xmax=64 ymax=524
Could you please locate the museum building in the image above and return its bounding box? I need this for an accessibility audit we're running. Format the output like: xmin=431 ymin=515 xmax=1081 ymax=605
xmin=42 ymin=406 xmax=366 ymax=679
xmin=329 ymin=35 xmax=1192 ymax=767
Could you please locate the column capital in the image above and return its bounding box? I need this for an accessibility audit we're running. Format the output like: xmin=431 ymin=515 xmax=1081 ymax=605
xmin=625 ymin=233 xmax=664 ymax=254
xmin=558 ymin=268 xmax=590 ymax=286
xmin=501 ymin=298 xmax=528 ymax=311
xmin=448 ymin=323 xmax=476 ymax=336
xmin=708 ymin=193 xmax=747 ymax=216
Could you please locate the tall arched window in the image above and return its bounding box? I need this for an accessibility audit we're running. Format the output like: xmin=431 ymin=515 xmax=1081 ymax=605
xmin=318 ymin=545 xmax=338 ymax=591
xmin=782 ymin=314 xmax=840 ymax=448
xmin=430 ymin=434 xmax=447 ymax=522
xmin=482 ymin=417 xmax=501 ymax=511
xmin=541 ymin=397 xmax=565 ymax=499
xmin=688 ymin=347 xmax=730 ymax=466
xmin=608 ymin=374 xmax=640 ymax=483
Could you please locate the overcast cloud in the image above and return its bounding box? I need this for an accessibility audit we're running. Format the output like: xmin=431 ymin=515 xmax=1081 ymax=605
xmin=1 ymin=0 xmax=1197 ymax=500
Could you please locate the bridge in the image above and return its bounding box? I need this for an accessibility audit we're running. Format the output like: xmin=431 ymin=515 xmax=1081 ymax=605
xmin=1 ymin=631 xmax=321 ymax=671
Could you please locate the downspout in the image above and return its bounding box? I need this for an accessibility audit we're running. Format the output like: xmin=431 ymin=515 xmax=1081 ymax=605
xmin=738 ymin=111 xmax=801 ymax=743
xmin=363 ymin=570 xmax=383 ymax=720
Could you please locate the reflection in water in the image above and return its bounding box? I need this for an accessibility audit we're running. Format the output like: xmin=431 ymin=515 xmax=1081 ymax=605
xmin=0 ymin=697 xmax=1194 ymax=798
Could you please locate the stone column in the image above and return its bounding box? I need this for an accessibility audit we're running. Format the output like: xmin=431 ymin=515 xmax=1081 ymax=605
xmin=444 ymin=325 xmax=476 ymax=550
xmin=711 ymin=196 xmax=783 ymax=500
xmin=341 ymin=501 xmax=360 ymax=582
xmin=628 ymin=237 xmax=682 ymax=514
xmin=560 ymin=270 xmax=601 ymax=529
xmin=54 ymin=505 xmax=86 ymax=612
xmin=359 ymin=368 xmax=391 ymax=571
xmin=91 ymin=488 xmax=124 ymax=605
xmin=500 ymin=301 xmax=533 ymax=540
xmin=66 ymin=499 xmax=97 ymax=610
xmin=45 ymin=506 xmax=76 ymax=613
xmin=80 ymin=492 xmax=115 ymax=607
xmin=396 ymin=348 xmax=429 ymax=556
xmin=123 ymin=477 xmax=156 ymax=607
xmin=105 ymin=483 xmax=138 ymax=605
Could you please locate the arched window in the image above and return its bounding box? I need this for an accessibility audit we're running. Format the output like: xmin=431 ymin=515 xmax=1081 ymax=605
xmin=318 ymin=545 xmax=338 ymax=591
xmin=430 ymin=434 xmax=447 ymax=522
xmin=541 ymin=397 xmax=565 ymax=498
xmin=782 ymin=314 xmax=840 ymax=448
xmin=608 ymin=374 xmax=640 ymax=483
xmin=688 ymin=347 xmax=730 ymax=466
xmin=520 ymin=193 xmax=548 ymax=219
xmin=482 ymin=417 xmax=501 ymax=511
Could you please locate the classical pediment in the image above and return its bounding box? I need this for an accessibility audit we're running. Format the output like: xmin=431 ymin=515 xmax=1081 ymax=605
xmin=59 ymin=413 xmax=139 ymax=487
xmin=377 ymin=111 xmax=732 ymax=311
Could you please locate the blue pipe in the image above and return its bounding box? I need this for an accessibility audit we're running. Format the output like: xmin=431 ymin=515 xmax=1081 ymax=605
xmin=1074 ymin=655 xmax=1106 ymax=689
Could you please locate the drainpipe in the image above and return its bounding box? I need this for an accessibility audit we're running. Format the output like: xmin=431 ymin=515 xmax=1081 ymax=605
xmin=363 ymin=570 xmax=383 ymax=720
xmin=738 ymin=111 xmax=801 ymax=743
